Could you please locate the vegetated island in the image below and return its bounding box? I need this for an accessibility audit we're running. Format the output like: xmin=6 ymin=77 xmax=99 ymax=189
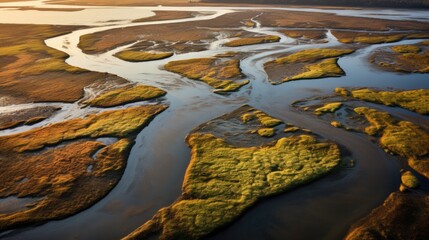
xmin=164 ymin=55 xmax=249 ymax=93
xmin=124 ymin=105 xmax=342 ymax=240
xmin=293 ymin=88 xmax=429 ymax=240
xmin=370 ymin=41 xmax=429 ymax=73
xmin=264 ymin=48 xmax=355 ymax=84
xmin=0 ymin=104 xmax=167 ymax=232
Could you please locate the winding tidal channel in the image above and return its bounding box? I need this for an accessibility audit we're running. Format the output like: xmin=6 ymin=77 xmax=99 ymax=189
xmin=1 ymin=1 xmax=429 ymax=239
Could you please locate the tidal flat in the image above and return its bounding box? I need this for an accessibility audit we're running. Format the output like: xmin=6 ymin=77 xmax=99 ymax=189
xmin=0 ymin=1 xmax=428 ymax=240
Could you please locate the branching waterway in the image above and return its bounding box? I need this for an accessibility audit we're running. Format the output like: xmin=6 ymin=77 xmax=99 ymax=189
xmin=0 ymin=1 xmax=428 ymax=239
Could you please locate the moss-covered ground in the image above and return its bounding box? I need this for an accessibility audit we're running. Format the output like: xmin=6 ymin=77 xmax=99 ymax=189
xmin=124 ymin=105 xmax=341 ymax=239
xmin=86 ymin=84 xmax=166 ymax=107
xmin=164 ymin=57 xmax=248 ymax=93
xmin=314 ymin=102 xmax=343 ymax=115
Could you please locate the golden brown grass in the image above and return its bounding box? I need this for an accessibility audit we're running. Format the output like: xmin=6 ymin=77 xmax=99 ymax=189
xmin=391 ymin=45 xmax=421 ymax=54
xmin=0 ymin=138 xmax=133 ymax=232
xmin=224 ymin=35 xmax=280 ymax=47
xmin=272 ymin=48 xmax=355 ymax=64
xmin=87 ymin=84 xmax=166 ymax=107
xmin=264 ymin=48 xmax=354 ymax=84
xmin=258 ymin=10 xmax=429 ymax=31
xmin=114 ymin=50 xmax=173 ymax=62
xmin=0 ymin=105 xmax=167 ymax=153
xmin=282 ymin=58 xmax=345 ymax=82
xmin=164 ymin=57 xmax=248 ymax=93
xmin=332 ymin=31 xmax=429 ymax=44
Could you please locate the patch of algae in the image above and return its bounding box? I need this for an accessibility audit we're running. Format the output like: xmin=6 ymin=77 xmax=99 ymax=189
xmin=336 ymin=88 xmax=429 ymax=115
xmin=86 ymin=84 xmax=166 ymax=107
xmin=164 ymin=57 xmax=248 ymax=93
xmin=114 ymin=50 xmax=173 ymax=62
xmin=257 ymin=128 xmax=275 ymax=137
xmin=315 ymin=102 xmax=343 ymax=115
xmin=224 ymin=35 xmax=280 ymax=47
xmin=0 ymin=105 xmax=167 ymax=153
xmin=285 ymin=58 xmax=345 ymax=82
xmin=273 ymin=48 xmax=355 ymax=64
xmin=354 ymin=107 xmax=429 ymax=177
xmin=241 ymin=110 xmax=283 ymax=127
xmin=124 ymin=132 xmax=341 ymax=240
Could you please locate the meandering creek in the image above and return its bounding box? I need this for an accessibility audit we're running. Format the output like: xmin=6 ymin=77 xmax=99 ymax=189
xmin=0 ymin=1 xmax=428 ymax=239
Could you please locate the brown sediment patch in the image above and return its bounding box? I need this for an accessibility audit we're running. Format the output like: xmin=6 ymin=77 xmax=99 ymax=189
xmin=0 ymin=24 xmax=129 ymax=104
xmin=258 ymin=10 xmax=429 ymax=31
xmin=164 ymin=56 xmax=249 ymax=93
xmin=345 ymin=192 xmax=429 ymax=240
xmin=370 ymin=42 xmax=429 ymax=73
xmin=279 ymin=29 xmax=326 ymax=41
xmin=86 ymin=84 xmax=166 ymax=107
xmin=331 ymin=30 xmax=429 ymax=44
xmin=0 ymin=106 xmax=60 ymax=130
xmin=264 ymin=48 xmax=355 ymax=84
xmin=124 ymin=105 xmax=341 ymax=240
xmin=77 ymin=11 xmax=264 ymax=54
xmin=132 ymin=10 xmax=199 ymax=23
xmin=0 ymin=105 xmax=167 ymax=231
